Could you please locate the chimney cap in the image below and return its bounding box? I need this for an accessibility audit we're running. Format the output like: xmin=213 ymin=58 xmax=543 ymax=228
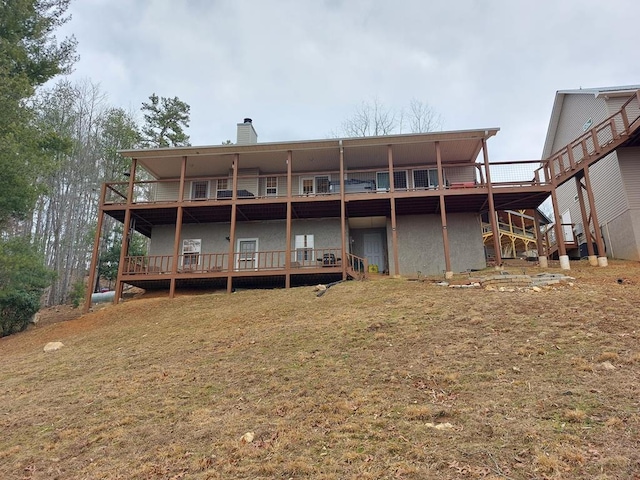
xmin=243 ymin=118 xmax=252 ymax=124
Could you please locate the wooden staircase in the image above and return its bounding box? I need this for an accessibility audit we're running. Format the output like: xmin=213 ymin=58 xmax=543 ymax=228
xmin=546 ymin=92 xmax=640 ymax=187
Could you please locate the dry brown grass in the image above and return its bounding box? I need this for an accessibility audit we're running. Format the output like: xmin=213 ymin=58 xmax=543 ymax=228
xmin=1 ymin=259 xmax=640 ymax=479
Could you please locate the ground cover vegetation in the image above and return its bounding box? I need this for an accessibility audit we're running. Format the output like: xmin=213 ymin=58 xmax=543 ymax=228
xmin=1 ymin=261 xmax=638 ymax=479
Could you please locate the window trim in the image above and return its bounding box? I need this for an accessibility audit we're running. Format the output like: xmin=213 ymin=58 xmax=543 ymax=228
xmin=190 ymin=180 xmax=209 ymax=200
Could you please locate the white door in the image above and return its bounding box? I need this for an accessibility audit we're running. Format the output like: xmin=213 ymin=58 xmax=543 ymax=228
xmin=237 ymin=238 xmax=258 ymax=270
xmin=294 ymin=234 xmax=314 ymax=266
xmin=363 ymin=233 xmax=384 ymax=271
xmin=561 ymin=210 xmax=573 ymax=242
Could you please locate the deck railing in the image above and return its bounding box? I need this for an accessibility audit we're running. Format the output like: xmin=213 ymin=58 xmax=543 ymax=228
xmin=122 ymin=248 xmax=347 ymax=276
xmin=102 ymin=160 xmax=556 ymax=206
xmin=547 ymin=93 xmax=640 ymax=182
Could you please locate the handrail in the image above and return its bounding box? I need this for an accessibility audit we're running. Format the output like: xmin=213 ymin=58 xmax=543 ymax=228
xmin=345 ymin=252 xmax=368 ymax=280
xmin=544 ymin=92 xmax=640 ymax=181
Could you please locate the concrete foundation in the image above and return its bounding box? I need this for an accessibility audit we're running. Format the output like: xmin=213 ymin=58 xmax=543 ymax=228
xmin=559 ymin=255 xmax=571 ymax=270
xmin=538 ymin=255 xmax=548 ymax=268
xmin=588 ymin=255 xmax=598 ymax=266
xmin=597 ymin=256 xmax=608 ymax=267
xmin=445 ymin=271 xmax=454 ymax=279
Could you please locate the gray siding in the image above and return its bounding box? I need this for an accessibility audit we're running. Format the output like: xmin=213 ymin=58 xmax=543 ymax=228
xmin=386 ymin=213 xmax=485 ymax=276
xmin=553 ymin=94 xmax=630 ymax=248
xmin=618 ymin=147 xmax=640 ymax=209
xmin=550 ymin=94 xmax=608 ymax=155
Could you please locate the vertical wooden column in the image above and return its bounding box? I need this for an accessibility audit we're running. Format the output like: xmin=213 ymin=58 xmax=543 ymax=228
xmin=339 ymin=143 xmax=347 ymax=280
xmin=83 ymin=184 xmax=107 ymax=313
xmin=388 ymin=145 xmax=400 ymax=276
xmin=575 ymin=175 xmax=596 ymax=264
xmin=583 ymin=166 xmax=607 ymax=266
xmin=435 ymin=142 xmax=452 ymax=277
xmin=482 ymin=139 xmax=502 ymax=268
xmin=533 ymin=210 xmax=548 ymax=268
xmin=548 ymin=157 xmax=568 ymax=268
xmin=169 ymin=156 xmax=188 ymax=298
xmin=114 ymin=158 xmax=137 ymax=304
xmin=227 ymin=154 xmax=239 ymax=292
xmin=285 ymin=150 xmax=293 ymax=288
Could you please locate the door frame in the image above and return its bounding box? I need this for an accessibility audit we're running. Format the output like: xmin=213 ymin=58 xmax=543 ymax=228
xmin=236 ymin=237 xmax=259 ymax=270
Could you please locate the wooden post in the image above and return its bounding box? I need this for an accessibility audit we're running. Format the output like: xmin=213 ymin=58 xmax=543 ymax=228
xmin=83 ymin=184 xmax=106 ymax=313
xmin=114 ymin=159 xmax=137 ymax=304
xmin=170 ymin=156 xmax=188 ymax=297
xmin=533 ymin=210 xmax=547 ymax=267
xmin=583 ymin=166 xmax=607 ymax=266
xmin=388 ymin=145 xmax=400 ymax=276
xmin=575 ymin=175 xmax=595 ymax=263
xmin=482 ymin=139 xmax=502 ymax=268
xmin=340 ymin=143 xmax=347 ymax=280
xmin=435 ymin=142 xmax=452 ymax=277
xmin=227 ymin=154 xmax=239 ymax=292
xmin=285 ymin=150 xmax=292 ymax=287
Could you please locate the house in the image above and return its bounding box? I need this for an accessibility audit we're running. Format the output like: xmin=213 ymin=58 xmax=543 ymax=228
xmin=542 ymin=86 xmax=640 ymax=261
xmin=83 ymin=98 xmax=640 ymax=310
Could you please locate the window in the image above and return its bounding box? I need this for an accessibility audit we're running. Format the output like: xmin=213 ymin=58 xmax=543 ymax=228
xmin=376 ymin=170 xmax=407 ymax=191
xmin=300 ymin=176 xmax=330 ymax=195
xmin=266 ymin=176 xmax=278 ymax=196
xmin=182 ymin=239 xmax=201 ymax=267
xmin=295 ymin=234 xmax=314 ymax=264
xmin=413 ymin=169 xmax=440 ymax=189
xmin=191 ymin=181 xmax=209 ymax=200
xmin=217 ymin=178 xmax=229 ymax=192
xmin=316 ymin=176 xmax=330 ymax=194
xmin=301 ymin=178 xmax=314 ymax=195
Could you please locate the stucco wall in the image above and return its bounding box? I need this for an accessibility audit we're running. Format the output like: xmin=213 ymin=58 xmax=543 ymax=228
xmin=601 ymin=209 xmax=640 ymax=261
xmin=386 ymin=213 xmax=485 ymax=276
xmin=148 ymin=218 xmax=342 ymax=256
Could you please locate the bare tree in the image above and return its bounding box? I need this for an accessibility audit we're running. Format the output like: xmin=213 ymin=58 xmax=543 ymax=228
xmin=339 ymin=98 xmax=397 ymax=137
xmin=336 ymin=98 xmax=441 ymax=137
xmin=406 ymin=98 xmax=442 ymax=133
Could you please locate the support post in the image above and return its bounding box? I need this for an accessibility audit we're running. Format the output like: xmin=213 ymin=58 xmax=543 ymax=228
xmin=285 ymin=151 xmax=293 ymax=287
xmin=227 ymin=154 xmax=239 ymax=292
xmin=170 ymin=156 xmax=188 ymax=297
xmin=482 ymin=139 xmax=502 ymax=269
xmin=114 ymin=159 xmax=137 ymax=304
xmin=388 ymin=145 xmax=400 ymax=276
xmin=340 ymin=144 xmax=347 ymax=280
xmin=533 ymin=210 xmax=548 ymax=268
xmin=83 ymin=184 xmax=107 ymax=313
xmin=583 ymin=166 xmax=607 ymax=266
xmin=575 ymin=175 xmax=596 ymax=265
xmin=435 ymin=142 xmax=452 ymax=278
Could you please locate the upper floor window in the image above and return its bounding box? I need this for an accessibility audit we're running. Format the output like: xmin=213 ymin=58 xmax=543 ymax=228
xmin=266 ymin=176 xmax=277 ymax=196
xmin=413 ymin=169 xmax=440 ymax=189
xmin=191 ymin=181 xmax=209 ymax=200
xmin=376 ymin=170 xmax=407 ymax=191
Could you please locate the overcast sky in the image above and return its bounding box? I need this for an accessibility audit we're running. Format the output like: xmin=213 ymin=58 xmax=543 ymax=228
xmin=54 ymin=0 xmax=640 ymax=160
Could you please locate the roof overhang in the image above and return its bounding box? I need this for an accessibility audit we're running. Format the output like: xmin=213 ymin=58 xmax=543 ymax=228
xmin=542 ymin=85 xmax=640 ymax=159
xmin=119 ymin=128 xmax=500 ymax=180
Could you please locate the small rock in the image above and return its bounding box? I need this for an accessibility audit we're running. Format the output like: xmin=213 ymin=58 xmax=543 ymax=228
xmin=532 ymin=286 xmax=542 ymax=292
xmin=425 ymin=422 xmax=454 ymax=430
xmin=599 ymin=361 xmax=616 ymax=371
xmin=44 ymin=341 xmax=64 ymax=352
xmin=240 ymin=432 xmax=255 ymax=443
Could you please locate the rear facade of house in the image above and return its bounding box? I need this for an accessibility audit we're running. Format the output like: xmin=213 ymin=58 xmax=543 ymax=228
xmin=87 ymin=119 xmax=557 ymax=304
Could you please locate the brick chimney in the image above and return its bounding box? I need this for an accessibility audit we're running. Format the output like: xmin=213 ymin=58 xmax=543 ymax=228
xmin=236 ymin=118 xmax=258 ymax=145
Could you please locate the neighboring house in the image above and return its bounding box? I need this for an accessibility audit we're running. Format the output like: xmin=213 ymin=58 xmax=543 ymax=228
xmin=86 ymin=103 xmax=640 ymax=308
xmin=543 ymin=86 xmax=640 ymax=260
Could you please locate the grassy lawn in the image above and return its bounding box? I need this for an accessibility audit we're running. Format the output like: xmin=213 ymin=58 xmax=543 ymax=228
xmin=1 ymin=260 xmax=639 ymax=479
